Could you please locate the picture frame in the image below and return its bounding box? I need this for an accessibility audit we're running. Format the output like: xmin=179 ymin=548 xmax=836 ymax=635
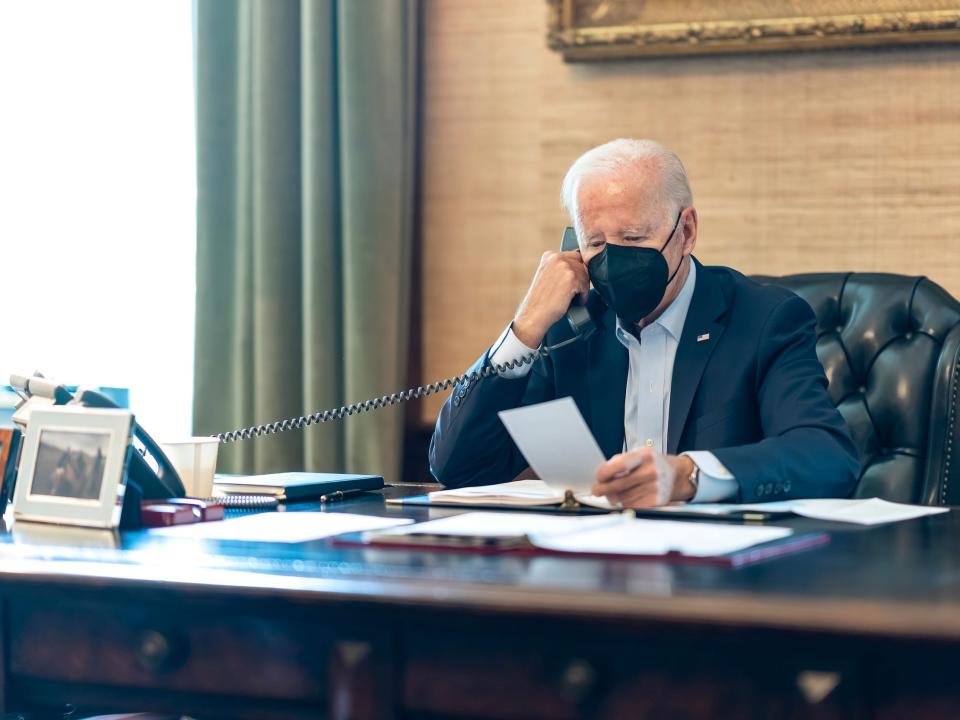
xmin=546 ymin=1 xmax=960 ymax=61
xmin=13 ymin=406 xmax=134 ymax=529
xmin=0 ymin=427 xmax=22 ymax=509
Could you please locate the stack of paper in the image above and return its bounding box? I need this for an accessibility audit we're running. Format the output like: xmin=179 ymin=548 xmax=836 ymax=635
xmin=368 ymin=511 xmax=793 ymax=557
xmin=531 ymin=518 xmax=792 ymax=557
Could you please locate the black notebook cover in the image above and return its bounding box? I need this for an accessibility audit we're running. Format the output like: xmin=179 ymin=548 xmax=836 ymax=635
xmin=214 ymin=472 xmax=383 ymax=500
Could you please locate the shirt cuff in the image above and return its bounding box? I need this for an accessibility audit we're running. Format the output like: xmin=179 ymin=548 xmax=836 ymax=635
xmin=683 ymin=450 xmax=738 ymax=503
xmin=488 ymin=324 xmax=538 ymax=379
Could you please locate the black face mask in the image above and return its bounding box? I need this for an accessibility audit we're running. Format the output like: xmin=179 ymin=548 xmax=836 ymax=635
xmin=587 ymin=211 xmax=684 ymax=326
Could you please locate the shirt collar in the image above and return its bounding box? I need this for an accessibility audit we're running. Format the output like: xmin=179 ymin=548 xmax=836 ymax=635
xmin=615 ymin=259 xmax=697 ymax=345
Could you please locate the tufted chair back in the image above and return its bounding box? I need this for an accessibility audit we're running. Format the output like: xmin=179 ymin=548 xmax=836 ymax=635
xmin=752 ymin=273 xmax=960 ymax=505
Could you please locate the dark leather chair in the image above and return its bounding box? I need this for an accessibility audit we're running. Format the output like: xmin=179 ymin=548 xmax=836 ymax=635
xmin=752 ymin=272 xmax=960 ymax=505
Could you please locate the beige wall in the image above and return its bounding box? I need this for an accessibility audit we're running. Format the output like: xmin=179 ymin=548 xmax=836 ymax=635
xmin=417 ymin=0 xmax=960 ymax=424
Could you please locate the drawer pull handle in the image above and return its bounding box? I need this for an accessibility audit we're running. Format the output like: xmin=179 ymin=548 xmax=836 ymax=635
xmin=559 ymin=658 xmax=597 ymax=703
xmin=796 ymin=670 xmax=842 ymax=704
xmin=137 ymin=630 xmax=185 ymax=673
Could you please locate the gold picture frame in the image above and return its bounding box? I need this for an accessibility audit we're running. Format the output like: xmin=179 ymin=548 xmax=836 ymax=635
xmin=547 ymin=1 xmax=960 ymax=60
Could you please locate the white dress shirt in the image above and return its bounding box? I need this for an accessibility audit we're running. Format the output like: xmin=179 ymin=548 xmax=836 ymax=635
xmin=490 ymin=260 xmax=737 ymax=503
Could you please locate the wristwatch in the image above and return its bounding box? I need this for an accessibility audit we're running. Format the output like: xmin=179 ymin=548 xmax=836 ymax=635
xmin=688 ymin=460 xmax=700 ymax=499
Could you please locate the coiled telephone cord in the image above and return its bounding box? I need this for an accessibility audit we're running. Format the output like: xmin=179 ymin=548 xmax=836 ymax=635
xmin=215 ymin=336 xmax=579 ymax=443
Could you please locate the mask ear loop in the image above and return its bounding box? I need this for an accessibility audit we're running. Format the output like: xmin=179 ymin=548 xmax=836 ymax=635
xmin=660 ymin=209 xmax=686 ymax=285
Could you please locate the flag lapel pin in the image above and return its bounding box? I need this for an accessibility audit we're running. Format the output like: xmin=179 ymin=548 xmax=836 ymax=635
xmin=697 ymin=333 xmax=711 ymax=343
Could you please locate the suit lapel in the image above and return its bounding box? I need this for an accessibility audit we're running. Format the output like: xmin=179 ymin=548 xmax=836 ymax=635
xmin=667 ymin=260 xmax=729 ymax=454
xmin=587 ymin=305 xmax=628 ymax=459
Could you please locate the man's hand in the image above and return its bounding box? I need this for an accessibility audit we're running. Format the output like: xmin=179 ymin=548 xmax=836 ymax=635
xmin=592 ymin=448 xmax=697 ymax=508
xmin=513 ymin=250 xmax=590 ymax=348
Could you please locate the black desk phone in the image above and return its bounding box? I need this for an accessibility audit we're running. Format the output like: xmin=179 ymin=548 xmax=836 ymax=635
xmin=10 ymin=228 xmax=603 ymax=493
xmin=10 ymin=376 xmax=185 ymax=500
xmin=78 ymin=386 xmax=186 ymax=499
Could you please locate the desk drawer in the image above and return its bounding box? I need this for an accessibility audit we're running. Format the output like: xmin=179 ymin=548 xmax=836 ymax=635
xmin=9 ymin=599 xmax=329 ymax=701
xmin=402 ymin=625 xmax=864 ymax=720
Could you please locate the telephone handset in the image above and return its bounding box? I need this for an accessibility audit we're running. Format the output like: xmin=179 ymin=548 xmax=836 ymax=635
xmin=560 ymin=226 xmax=601 ymax=343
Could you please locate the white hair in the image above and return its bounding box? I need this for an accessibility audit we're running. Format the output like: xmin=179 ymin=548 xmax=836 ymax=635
xmin=560 ymin=138 xmax=693 ymax=227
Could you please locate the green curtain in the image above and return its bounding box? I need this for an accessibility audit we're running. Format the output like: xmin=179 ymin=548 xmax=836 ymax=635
xmin=193 ymin=0 xmax=417 ymax=479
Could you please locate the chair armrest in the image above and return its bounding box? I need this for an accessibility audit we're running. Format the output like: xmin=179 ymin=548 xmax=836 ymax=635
xmin=922 ymin=323 xmax=960 ymax=505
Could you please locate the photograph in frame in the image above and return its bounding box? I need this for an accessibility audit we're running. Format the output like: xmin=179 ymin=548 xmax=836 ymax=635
xmin=13 ymin=406 xmax=134 ymax=529
xmin=30 ymin=429 xmax=111 ymax=501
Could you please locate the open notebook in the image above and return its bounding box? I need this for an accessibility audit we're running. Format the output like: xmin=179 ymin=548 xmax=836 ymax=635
xmin=425 ymin=479 xmax=617 ymax=510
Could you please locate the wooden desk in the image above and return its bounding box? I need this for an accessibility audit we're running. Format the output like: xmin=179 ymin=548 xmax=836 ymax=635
xmin=0 ymin=486 xmax=957 ymax=719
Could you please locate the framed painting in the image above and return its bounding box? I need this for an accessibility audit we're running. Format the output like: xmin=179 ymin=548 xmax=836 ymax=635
xmin=547 ymin=1 xmax=960 ymax=60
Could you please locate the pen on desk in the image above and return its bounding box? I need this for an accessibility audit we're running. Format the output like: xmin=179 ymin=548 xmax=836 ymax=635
xmin=320 ymin=488 xmax=368 ymax=503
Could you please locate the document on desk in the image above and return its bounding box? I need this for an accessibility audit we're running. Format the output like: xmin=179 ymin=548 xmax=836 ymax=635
xmin=151 ymin=512 xmax=414 ymax=543
xmin=778 ymin=498 xmax=948 ymax=525
xmin=529 ymin=518 xmax=793 ymax=557
xmin=368 ymin=511 xmax=793 ymax=557
xmin=374 ymin=511 xmax=628 ymax=540
xmin=498 ymin=397 xmax=605 ymax=494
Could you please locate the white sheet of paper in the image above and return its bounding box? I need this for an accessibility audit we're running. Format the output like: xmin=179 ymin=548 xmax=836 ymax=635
xmin=655 ymin=498 xmax=949 ymax=525
xmin=151 ymin=512 xmax=413 ymax=543
xmin=498 ymin=397 xmax=606 ymax=494
xmin=530 ymin=518 xmax=793 ymax=557
xmin=782 ymin=498 xmax=948 ymax=525
xmin=372 ymin=511 xmax=630 ymax=539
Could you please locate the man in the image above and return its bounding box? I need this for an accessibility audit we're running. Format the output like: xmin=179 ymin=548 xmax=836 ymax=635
xmin=429 ymin=139 xmax=859 ymax=506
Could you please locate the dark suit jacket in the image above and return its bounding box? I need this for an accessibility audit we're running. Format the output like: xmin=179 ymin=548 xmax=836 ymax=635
xmin=428 ymin=258 xmax=860 ymax=502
